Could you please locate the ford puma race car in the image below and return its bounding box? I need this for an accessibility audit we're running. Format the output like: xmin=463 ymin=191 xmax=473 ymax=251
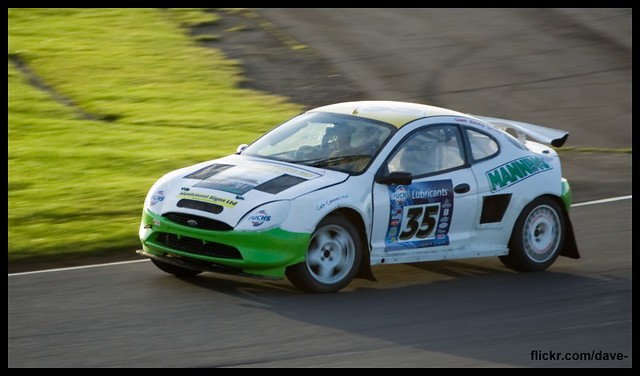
xmin=138 ymin=101 xmax=579 ymax=293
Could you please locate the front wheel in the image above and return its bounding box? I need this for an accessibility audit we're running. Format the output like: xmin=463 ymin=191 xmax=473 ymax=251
xmin=500 ymin=197 xmax=565 ymax=272
xmin=151 ymin=258 xmax=202 ymax=278
xmin=286 ymin=214 xmax=362 ymax=293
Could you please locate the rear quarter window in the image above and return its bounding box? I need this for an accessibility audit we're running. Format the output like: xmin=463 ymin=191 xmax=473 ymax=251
xmin=466 ymin=128 xmax=499 ymax=162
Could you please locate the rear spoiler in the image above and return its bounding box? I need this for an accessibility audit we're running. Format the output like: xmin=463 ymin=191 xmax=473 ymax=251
xmin=471 ymin=115 xmax=569 ymax=148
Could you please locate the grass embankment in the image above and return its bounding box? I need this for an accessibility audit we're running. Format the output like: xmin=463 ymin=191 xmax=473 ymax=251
xmin=8 ymin=8 xmax=302 ymax=263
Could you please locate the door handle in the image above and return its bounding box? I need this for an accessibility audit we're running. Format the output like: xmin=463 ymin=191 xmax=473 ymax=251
xmin=454 ymin=183 xmax=470 ymax=194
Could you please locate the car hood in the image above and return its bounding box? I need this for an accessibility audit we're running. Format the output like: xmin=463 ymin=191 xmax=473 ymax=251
xmin=153 ymin=154 xmax=348 ymax=226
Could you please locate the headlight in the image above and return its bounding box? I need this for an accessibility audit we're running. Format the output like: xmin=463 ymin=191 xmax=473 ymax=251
xmin=235 ymin=200 xmax=292 ymax=231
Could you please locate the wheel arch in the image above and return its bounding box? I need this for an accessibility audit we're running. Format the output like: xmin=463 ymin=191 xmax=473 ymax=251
xmin=551 ymin=195 xmax=580 ymax=260
xmin=512 ymin=194 xmax=580 ymax=260
xmin=328 ymin=207 xmax=377 ymax=281
xmin=542 ymin=194 xmax=580 ymax=259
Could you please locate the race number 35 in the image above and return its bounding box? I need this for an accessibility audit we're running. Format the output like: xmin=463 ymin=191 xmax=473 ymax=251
xmin=399 ymin=203 xmax=440 ymax=241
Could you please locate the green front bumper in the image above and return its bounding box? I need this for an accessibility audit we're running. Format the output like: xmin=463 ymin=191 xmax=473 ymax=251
xmin=139 ymin=210 xmax=310 ymax=278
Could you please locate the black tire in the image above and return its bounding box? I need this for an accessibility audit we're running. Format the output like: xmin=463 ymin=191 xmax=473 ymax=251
xmin=500 ymin=196 xmax=565 ymax=272
xmin=286 ymin=214 xmax=362 ymax=293
xmin=151 ymin=258 xmax=202 ymax=278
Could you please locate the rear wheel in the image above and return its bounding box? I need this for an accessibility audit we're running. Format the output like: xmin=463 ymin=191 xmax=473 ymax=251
xmin=151 ymin=258 xmax=202 ymax=278
xmin=286 ymin=214 xmax=362 ymax=293
xmin=500 ymin=197 xmax=565 ymax=272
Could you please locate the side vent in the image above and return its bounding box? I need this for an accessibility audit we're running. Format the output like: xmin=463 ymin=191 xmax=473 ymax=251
xmin=480 ymin=194 xmax=512 ymax=224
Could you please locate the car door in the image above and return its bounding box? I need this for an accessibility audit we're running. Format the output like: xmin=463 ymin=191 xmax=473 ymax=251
xmin=369 ymin=122 xmax=478 ymax=264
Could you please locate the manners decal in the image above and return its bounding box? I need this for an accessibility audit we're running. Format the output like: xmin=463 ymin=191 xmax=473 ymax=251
xmin=385 ymin=180 xmax=453 ymax=252
xmin=486 ymin=156 xmax=552 ymax=192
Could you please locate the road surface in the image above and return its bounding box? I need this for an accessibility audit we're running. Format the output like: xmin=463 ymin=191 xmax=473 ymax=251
xmin=8 ymin=8 xmax=631 ymax=367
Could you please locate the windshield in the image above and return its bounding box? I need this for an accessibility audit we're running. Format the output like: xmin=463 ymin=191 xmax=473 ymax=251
xmin=242 ymin=112 xmax=396 ymax=174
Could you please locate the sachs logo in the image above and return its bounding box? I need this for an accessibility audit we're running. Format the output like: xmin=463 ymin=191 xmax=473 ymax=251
xmin=250 ymin=210 xmax=271 ymax=227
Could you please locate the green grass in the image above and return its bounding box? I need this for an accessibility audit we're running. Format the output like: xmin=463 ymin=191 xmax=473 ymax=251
xmin=8 ymin=8 xmax=302 ymax=262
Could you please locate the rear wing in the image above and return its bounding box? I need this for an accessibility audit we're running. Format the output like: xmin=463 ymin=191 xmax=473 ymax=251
xmin=471 ymin=115 xmax=569 ymax=147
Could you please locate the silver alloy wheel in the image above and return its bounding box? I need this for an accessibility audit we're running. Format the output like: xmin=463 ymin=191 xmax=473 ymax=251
xmin=522 ymin=204 xmax=561 ymax=263
xmin=306 ymin=224 xmax=356 ymax=285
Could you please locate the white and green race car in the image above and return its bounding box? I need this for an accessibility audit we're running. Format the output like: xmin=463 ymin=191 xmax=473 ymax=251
xmin=138 ymin=101 xmax=579 ymax=293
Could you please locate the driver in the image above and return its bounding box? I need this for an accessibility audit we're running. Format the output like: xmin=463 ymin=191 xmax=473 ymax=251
xmin=327 ymin=124 xmax=376 ymax=172
xmin=328 ymin=124 xmax=354 ymax=157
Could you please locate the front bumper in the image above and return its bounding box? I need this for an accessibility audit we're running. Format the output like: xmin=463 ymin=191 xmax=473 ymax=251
xmin=139 ymin=209 xmax=310 ymax=278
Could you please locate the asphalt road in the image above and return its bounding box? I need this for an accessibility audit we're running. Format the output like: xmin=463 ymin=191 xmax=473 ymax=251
xmin=7 ymin=200 xmax=632 ymax=367
xmin=8 ymin=9 xmax=632 ymax=367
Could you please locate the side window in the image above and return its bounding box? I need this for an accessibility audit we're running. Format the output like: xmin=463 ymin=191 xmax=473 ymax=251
xmin=387 ymin=124 xmax=464 ymax=176
xmin=466 ymin=128 xmax=499 ymax=161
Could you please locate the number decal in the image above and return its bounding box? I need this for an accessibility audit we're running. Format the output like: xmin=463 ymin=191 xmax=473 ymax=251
xmin=385 ymin=180 xmax=453 ymax=251
xmin=399 ymin=204 xmax=440 ymax=241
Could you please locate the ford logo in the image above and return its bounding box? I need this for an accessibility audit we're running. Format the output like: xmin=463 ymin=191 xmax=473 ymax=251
xmin=187 ymin=219 xmax=198 ymax=227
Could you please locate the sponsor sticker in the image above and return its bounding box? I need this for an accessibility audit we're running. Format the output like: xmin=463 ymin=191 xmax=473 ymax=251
xmin=467 ymin=119 xmax=486 ymax=127
xmin=249 ymin=210 xmax=271 ymax=227
xmin=316 ymin=194 xmax=349 ymax=211
xmin=385 ymin=180 xmax=454 ymax=251
xmin=486 ymin=156 xmax=552 ymax=192
xmin=391 ymin=185 xmax=410 ymax=205
xmin=177 ymin=191 xmax=238 ymax=208
xmin=150 ymin=191 xmax=165 ymax=206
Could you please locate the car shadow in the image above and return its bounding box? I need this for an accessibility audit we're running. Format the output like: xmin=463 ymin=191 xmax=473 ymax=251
xmin=177 ymin=258 xmax=631 ymax=367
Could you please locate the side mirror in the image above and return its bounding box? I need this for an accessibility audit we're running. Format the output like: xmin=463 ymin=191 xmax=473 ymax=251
xmin=236 ymin=144 xmax=248 ymax=154
xmin=375 ymin=171 xmax=413 ymax=185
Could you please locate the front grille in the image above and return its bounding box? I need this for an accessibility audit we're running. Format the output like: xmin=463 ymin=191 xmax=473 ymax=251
xmin=155 ymin=232 xmax=243 ymax=260
xmin=177 ymin=199 xmax=223 ymax=214
xmin=163 ymin=212 xmax=233 ymax=231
